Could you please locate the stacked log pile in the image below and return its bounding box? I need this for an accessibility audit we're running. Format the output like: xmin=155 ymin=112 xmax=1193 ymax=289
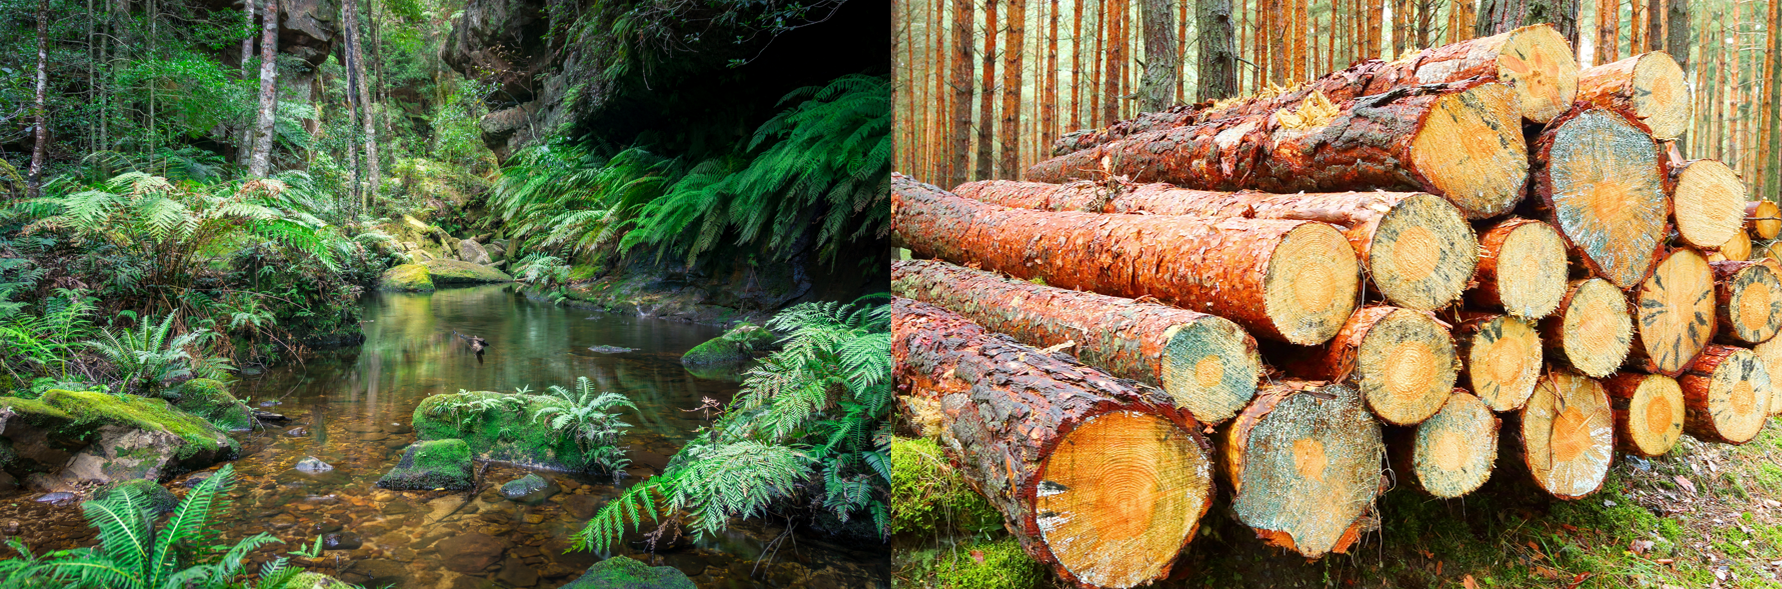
xmin=891 ymin=24 xmax=1779 ymax=589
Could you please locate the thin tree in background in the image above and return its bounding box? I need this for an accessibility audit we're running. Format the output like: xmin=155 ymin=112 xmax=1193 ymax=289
xmin=1367 ymin=0 xmax=1384 ymax=57
xmin=1476 ymin=0 xmax=1580 ymax=47
xmin=949 ymin=0 xmax=974 ymax=187
xmin=1200 ymin=0 xmax=1238 ymax=100
xmin=1597 ymin=0 xmax=1619 ymax=64
xmin=1667 ymin=0 xmax=1688 ymax=68
xmin=1044 ymin=0 xmax=1059 ymax=144
xmin=1103 ymin=0 xmax=1125 ymax=124
xmin=1139 ymin=0 xmax=1178 ymax=112
xmin=974 ymin=0 xmax=999 ymax=180
xmin=237 ymin=0 xmax=258 ymax=165
xmin=1766 ymin=0 xmax=1781 ymax=195
xmin=1069 ymin=0 xmax=1083 ymax=130
xmin=346 ymin=0 xmax=381 ymax=206
xmin=248 ymin=0 xmax=280 ymax=177
xmin=1648 ymin=0 xmax=1667 ymax=54
xmin=29 ymin=0 xmax=50 ymax=199
xmin=997 ymin=0 xmax=1025 ymax=177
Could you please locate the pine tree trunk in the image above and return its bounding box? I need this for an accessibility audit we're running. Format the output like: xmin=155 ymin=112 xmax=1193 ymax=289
xmin=950 ymin=0 xmax=975 ymax=188
xmin=1043 ymin=0 xmax=1058 ymax=150
xmin=1454 ymin=313 xmax=1544 ymax=411
xmin=1223 ymin=380 xmax=1384 ymax=558
xmin=247 ymin=0 xmax=280 ymax=178
xmin=1475 ymin=0 xmax=1581 ymax=47
xmin=1138 ymin=0 xmax=1177 ymax=112
xmin=1679 ymin=344 xmax=1772 ymax=444
xmin=1604 ymin=372 xmax=1685 ymax=456
xmin=997 ymin=0 xmax=1025 ymax=178
xmin=1529 ymin=106 xmax=1670 ymax=289
xmin=891 ymin=259 xmax=1263 ymax=424
xmin=890 ymin=174 xmax=1362 ymax=344
xmin=893 ymin=298 xmax=1215 ymax=589
xmin=975 ymin=0 xmax=999 ymax=180
xmin=1539 ymin=278 xmax=1635 ymax=377
xmin=1103 ymin=0 xmax=1126 ymax=124
xmin=1069 ymin=0 xmax=1083 ymax=130
xmin=1596 ymin=0 xmax=1618 ymax=65
xmin=1468 ymin=218 xmax=1570 ymax=320
xmin=28 ymin=0 xmax=49 ymax=199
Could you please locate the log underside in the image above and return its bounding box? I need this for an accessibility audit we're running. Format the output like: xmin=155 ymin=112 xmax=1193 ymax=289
xmin=1519 ymin=370 xmax=1615 ymax=499
xmin=1226 ymin=381 xmax=1384 ymax=558
xmin=1535 ymin=108 xmax=1669 ymax=290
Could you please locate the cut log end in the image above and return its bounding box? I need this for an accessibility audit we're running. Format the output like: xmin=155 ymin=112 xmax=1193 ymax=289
xmin=1410 ymin=391 xmax=1499 ymax=498
xmin=1460 ymin=315 xmax=1543 ymax=412
xmin=1631 ymin=249 xmax=1715 ymax=375
xmin=1408 ymin=83 xmax=1530 ymax=218
xmin=1711 ymin=229 xmax=1752 ymax=262
xmin=1520 ymin=370 xmax=1615 ymax=499
xmin=1265 ymin=223 xmax=1363 ymax=345
xmin=1160 ymin=318 xmax=1265 ymax=424
xmin=1352 ymin=308 xmax=1459 ymax=425
xmin=1039 ymin=410 xmax=1214 ymax=588
xmin=1496 ymin=25 xmax=1583 ymax=123
xmin=1545 ymin=278 xmax=1635 ymax=377
xmin=1672 ymin=160 xmax=1750 ymax=250
xmin=1538 ymin=108 xmax=1668 ymax=289
xmin=1625 ymin=52 xmax=1690 ymax=140
xmin=1717 ymin=262 xmax=1782 ymax=344
xmin=1366 ymin=193 xmax=1479 ymax=310
xmin=1754 ymin=337 xmax=1782 ymax=416
xmin=1227 ymin=381 xmax=1384 ymax=559
xmin=1748 ymin=200 xmax=1781 ymax=240
xmin=1682 ymin=345 xmax=1772 ymax=444
xmin=1606 ymin=372 xmax=1685 ymax=457
xmin=1476 ymin=219 xmax=1569 ymax=319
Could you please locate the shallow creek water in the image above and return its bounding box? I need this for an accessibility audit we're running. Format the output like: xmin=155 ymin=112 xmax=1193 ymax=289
xmin=0 ymin=285 xmax=888 ymax=588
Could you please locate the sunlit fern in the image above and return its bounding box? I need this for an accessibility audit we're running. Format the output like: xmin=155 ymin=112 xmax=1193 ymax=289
xmin=534 ymin=376 xmax=638 ymax=473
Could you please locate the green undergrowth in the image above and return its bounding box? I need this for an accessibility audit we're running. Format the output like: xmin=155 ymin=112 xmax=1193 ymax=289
xmin=894 ymin=537 xmax=1044 ymax=589
xmin=413 ymin=391 xmax=598 ymax=471
xmin=890 ymin=437 xmax=1001 ymax=536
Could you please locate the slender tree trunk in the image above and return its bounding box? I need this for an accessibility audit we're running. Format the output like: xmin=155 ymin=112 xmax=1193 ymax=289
xmin=1596 ymin=0 xmax=1618 ymax=65
xmin=975 ymin=0 xmax=999 ymax=180
xmin=1044 ymin=0 xmax=1059 ymax=145
xmin=237 ymin=0 xmax=257 ymax=165
xmin=28 ymin=0 xmax=49 ymax=199
xmin=344 ymin=0 xmax=380 ymax=207
xmin=1768 ymin=0 xmax=1782 ymax=195
xmin=1139 ymin=0 xmax=1178 ymax=112
xmin=340 ymin=37 xmax=362 ymax=206
xmin=1103 ymin=0 xmax=1125 ymax=124
xmin=1667 ymin=0 xmax=1688 ymax=69
xmin=949 ymin=0 xmax=974 ymax=187
xmin=1199 ymin=0 xmax=1237 ymax=100
xmin=997 ymin=0 xmax=1025 ymax=177
xmin=1091 ymin=2 xmax=1104 ymax=125
xmin=248 ymin=0 xmax=280 ymax=177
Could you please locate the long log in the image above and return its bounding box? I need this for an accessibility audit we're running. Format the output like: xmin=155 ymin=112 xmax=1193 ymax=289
xmin=1713 ymin=261 xmax=1782 ymax=344
xmin=891 ymin=175 xmax=1361 ymax=344
xmin=891 ymin=259 xmax=1263 ymax=424
xmin=1679 ymin=344 xmax=1772 ymax=444
xmin=1024 ymin=81 xmax=1530 ymax=220
xmin=892 ymin=298 xmax=1215 ymax=589
xmin=1049 ymin=24 xmax=1578 ymax=154
xmin=951 ymin=180 xmax=1477 ymax=310
xmin=1468 ymin=218 xmax=1569 ymax=320
xmin=1754 ymin=337 xmax=1782 ymax=416
xmin=1512 ymin=370 xmax=1615 ymax=499
xmin=1670 ymin=160 xmax=1749 ymax=250
xmin=1529 ymin=106 xmax=1670 ymax=290
xmin=1627 ymin=248 xmax=1716 ymax=375
xmin=1747 ymin=200 xmax=1781 ymax=240
xmin=1539 ymin=278 xmax=1634 ymax=378
xmin=1575 ymin=52 xmax=1691 ymax=140
xmin=1392 ymin=390 xmax=1499 ymax=498
xmin=1603 ymin=372 xmax=1684 ymax=457
xmin=1302 ymin=306 xmax=1458 ymax=425
xmin=1454 ymin=314 xmax=1543 ymax=412
xmin=1223 ymin=380 xmax=1384 ymax=558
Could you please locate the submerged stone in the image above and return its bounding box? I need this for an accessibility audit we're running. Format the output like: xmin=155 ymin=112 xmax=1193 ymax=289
xmin=34 ymin=492 xmax=77 ymax=505
xmin=323 ymin=532 xmax=363 ymax=550
xmin=587 ymin=345 xmax=637 ymax=354
xmin=376 ymin=439 xmax=475 ymax=490
xmin=435 ymin=532 xmax=508 ymax=573
xmin=96 ymin=479 xmax=178 ymax=514
xmin=680 ymin=322 xmax=776 ymax=366
xmin=379 ymin=263 xmax=436 ymax=292
xmin=294 ymin=456 xmax=334 ymax=473
xmin=499 ymin=473 xmax=560 ymax=505
xmin=561 ymin=556 xmax=697 ymax=589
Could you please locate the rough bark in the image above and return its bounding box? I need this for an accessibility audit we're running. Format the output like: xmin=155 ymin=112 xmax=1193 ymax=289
xmin=1713 ymin=261 xmax=1782 ymax=344
xmin=1679 ymin=344 xmax=1771 ymax=444
xmin=1510 ymin=369 xmax=1614 ymax=499
xmin=891 ymin=259 xmax=1263 ymax=425
xmin=1138 ymin=0 xmax=1177 ymax=113
xmin=1604 ymin=372 xmax=1685 ymax=456
xmin=974 ymin=0 xmax=998 ymax=180
xmin=1748 ymin=200 xmax=1781 ymax=240
xmin=949 ymin=0 xmax=975 ymax=188
xmin=1297 ymin=306 xmax=1458 ymax=426
xmin=1627 ymin=248 xmax=1716 ymax=376
xmin=1529 ymin=106 xmax=1670 ymax=289
xmin=1027 ymin=81 xmax=1530 ymax=220
xmin=28 ymin=0 xmax=48 ymax=199
xmin=891 ymin=174 xmax=1362 ymax=344
xmin=1475 ymin=0 xmax=1581 ymax=48
xmin=1576 ymin=53 xmax=1690 ymax=140
xmin=1539 ymin=278 xmax=1635 ymax=377
xmin=949 ymin=179 xmax=1478 ymax=310
xmin=893 ymin=298 xmax=1214 ymax=589
xmin=1668 ymin=159 xmax=1749 ymax=250
xmin=998 ymin=0 xmax=1025 ymax=178
xmin=1468 ymin=218 xmax=1569 ymax=320
xmin=1223 ymin=380 xmax=1384 ymax=558
xmin=1455 ymin=314 xmax=1543 ymax=412
xmin=236 ymin=0 xmax=257 ymax=166
xmin=247 ymin=0 xmax=280 ymax=178
xmin=1197 ymin=0 xmax=1236 ymax=102
xmin=1392 ymin=390 xmax=1500 ymax=498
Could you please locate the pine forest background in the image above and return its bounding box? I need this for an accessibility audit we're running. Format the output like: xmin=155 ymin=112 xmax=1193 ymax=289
xmin=892 ymin=0 xmax=1782 ymax=198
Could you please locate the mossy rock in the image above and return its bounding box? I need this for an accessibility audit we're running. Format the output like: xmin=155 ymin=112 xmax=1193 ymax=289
xmin=379 ymin=263 xmax=436 ymax=292
xmin=96 ymin=479 xmax=178 ymax=515
xmin=412 ymin=392 xmax=601 ymax=471
xmin=377 ymin=438 xmax=475 ymax=490
xmin=287 ymin=572 xmax=355 ymax=589
xmin=891 ymin=437 xmax=1004 ymax=536
xmin=35 ymin=390 xmax=238 ymax=461
xmin=421 ymin=259 xmax=513 ymax=284
xmin=560 ymin=556 xmax=696 ymax=589
xmin=895 ymin=537 xmax=1045 ymax=589
xmin=680 ymin=322 xmax=777 ymax=366
xmin=169 ymin=379 xmax=254 ymax=431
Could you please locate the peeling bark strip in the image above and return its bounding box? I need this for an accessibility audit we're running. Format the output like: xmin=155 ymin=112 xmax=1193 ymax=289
xmin=1539 ymin=278 xmax=1634 ymax=378
xmin=891 ymin=175 xmax=1361 ymax=344
xmin=1713 ymin=261 xmax=1782 ymax=344
xmin=1455 ymin=314 xmax=1543 ymax=412
xmin=1748 ymin=200 xmax=1781 ymax=240
xmin=1754 ymin=337 xmax=1782 ymax=416
xmin=891 ymin=298 xmax=1214 ymax=589
xmin=1679 ymin=345 xmax=1772 ymax=444
xmin=1604 ymin=372 xmax=1684 ymax=457
xmin=1050 ymin=23 xmax=1577 ymax=154
xmin=1530 ymin=107 xmax=1669 ymax=290
xmin=890 ymin=259 xmax=1262 ymax=424
xmin=1627 ymin=249 xmax=1716 ymax=376
xmin=1396 ymin=391 xmax=1499 ymax=498
xmin=1223 ymin=380 xmax=1384 ymax=558
xmin=1514 ymin=370 xmax=1615 ymax=499
xmin=1303 ymin=306 xmax=1458 ymax=425
xmin=1468 ymin=218 xmax=1569 ymax=320
xmin=1575 ymin=52 xmax=1690 ymax=140
xmin=1024 ymin=81 xmax=1529 ymax=220
xmin=951 ymin=180 xmax=1478 ymax=311
xmin=1669 ymin=160 xmax=1749 ymax=250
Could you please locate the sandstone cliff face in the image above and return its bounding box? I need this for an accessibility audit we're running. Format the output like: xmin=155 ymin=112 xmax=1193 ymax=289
xmin=441 ymin=0 xmax=617 ymax=160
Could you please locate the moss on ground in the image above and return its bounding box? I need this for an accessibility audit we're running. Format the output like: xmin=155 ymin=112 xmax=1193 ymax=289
xmin=378 ymin=263 xmax=436 ymax=291
xmin=421 ymin=259 xmax=512 ymax=284
xmin=412 ymin=392 xmax=601 ymax=471
xmin=34 ymin=389 xmax=236 ymax=460
xmin=169 ymin=379 xmax=253 ymax=431
xmin=891 ymin=437 xmax=1003 ymax=536
xmin=894 ymin=537 xmax=1044 ymax=589
xmin=681 ymin=322 xmax=776 ymax=366
xmin=377 ymin=438 xmax=475 ymax=490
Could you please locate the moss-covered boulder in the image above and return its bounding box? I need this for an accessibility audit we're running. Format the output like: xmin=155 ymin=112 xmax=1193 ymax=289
xmin=891 ymin=437 xmax=1003 ymax=535
xmin=168 ymin=379 xmax=253 ymax=431
xmin=287 ymin=572 xmax=355 ymax=589
xmin=379 ymin=264 xmax=436 ymax=292
xmin=422 ymin=259 xmax=513 ymax=284
xmin=96 ymin=479 xmax=178 ymax=514
xmin=680 ymin=322 xmax=777 ymax=366
xmin=376 ymin=438 xmax=475 ymax=490
xmin=412 ymin=392 xmax=601 ymax=471
xmin=560 ymin=556 xmax=696 ymax=589
xmin=0 ymin=390 xmax=238 ymax=488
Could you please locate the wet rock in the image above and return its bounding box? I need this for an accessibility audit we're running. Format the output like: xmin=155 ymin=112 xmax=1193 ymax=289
xmin=95 ymin=479 xmax=177 ymax=514
xmin=382 ymin=422 xmax=414 ymax=435
xmin=422 ymin=259 xmax=513 ymax=285
xmin=10 ymin=391 xmax=238 ymax=488
xmin=459 ymin=239 xmax=492 ymax=265
xmin=500 ymin=473 xmax=560 ymax=505
xmin=259 ymin=400 xmax=282 ymax=408
xmin=382 ymin=500 xmax=415 ymax=515
xmin=680 ymin=322 xmax=775 ymax=366
xmin=254 ymin=411 xmax=288 ymax=422
xmin=413 ymin=393 xmax=609 ymax=471
xmin=349 ymin=558 xmax=409 ymax=584
xmin=323 ymin=532 xmax=363 ymax=550
xmin=377 ymin=439 xmax=474 ymax=490
xmin=270 ymin=513 xmax=297 ymax=529
xmin=435 ymin=532 xmax=508 ymax=573
xmin=563 ymin=494 xmax=601 ymax=520
xmin=294 ymin=456 xmax=333 ymax=473
xmin=379 ymin=263 xmax=436 ymax=292
xmin=498 ymin=555 xmax=541 ymax=587
xmin=587 ymin=345 xmax=637 ymax=354
xmin=286 ymin=427 xmax=309 ymax=437
xmin=34 ymin=492 xmax=78 ymax=505
xmin=181 ymin=471 xmax=214 ymax=487
xmin=311 ymin=520 xmax=344 ymax=535
xmin=560 ymin=556 xmax=697 ymax=589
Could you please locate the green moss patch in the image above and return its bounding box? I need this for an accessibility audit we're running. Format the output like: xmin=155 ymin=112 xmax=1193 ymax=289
xmin=891 ymin=437 xmax=1003 ymax=536
xmin=680 ymin=322 xmax=777 ymax=366
xmin=413 ymin=392 xmax=597 ymax=471
xmin=895 ymin=537 xmax=1044 ymax=589
xmin=421 ymin=259 xmax=513 ymax=284
xmin=561 ymin=556 xmax=696 ymax=589
xmin=169 ymin=379 xmax=254 ymax=431
xmin=378 ymin=263 xmax=436 ymax=291
xmin=377 ymin=438 xmax=475 ymax=490
xmin=36 ymin=390 xmax=236 ymax=460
